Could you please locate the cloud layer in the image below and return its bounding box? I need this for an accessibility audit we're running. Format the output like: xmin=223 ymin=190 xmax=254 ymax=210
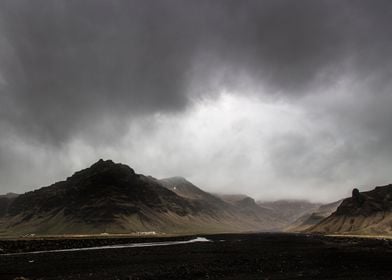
xmin=0 ymin=1 xmax=391 ymax=202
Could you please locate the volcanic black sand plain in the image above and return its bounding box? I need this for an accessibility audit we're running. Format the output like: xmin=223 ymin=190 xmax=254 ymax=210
xmin=1 ymin=233 xmax=391 ymax=280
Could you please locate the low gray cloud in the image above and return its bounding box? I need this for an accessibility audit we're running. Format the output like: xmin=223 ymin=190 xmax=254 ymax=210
xmin=0 ymin=1 xmax=391 ymax=201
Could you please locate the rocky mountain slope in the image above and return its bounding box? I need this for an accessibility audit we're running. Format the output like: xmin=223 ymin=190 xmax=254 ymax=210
xmin=0 ymin=160 xmax=285 ymax=236
xmin=309 ymin=185 xmax=392 ymax=235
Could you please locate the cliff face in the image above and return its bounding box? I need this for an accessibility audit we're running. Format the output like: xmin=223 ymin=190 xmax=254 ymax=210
xmin=335 ymin=186 xmax=392 ymax=216
xmin=309 ymin=185 xmax=392 ymax=235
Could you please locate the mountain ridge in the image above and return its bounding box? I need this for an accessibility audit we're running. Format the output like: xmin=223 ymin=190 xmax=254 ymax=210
xmin=309 ymin=185 xmax=392 ymax=235
xmin=3 ymin=159 xmax=383 ymax=237
xmin=0 ymin=160 xmax=287 ymax=236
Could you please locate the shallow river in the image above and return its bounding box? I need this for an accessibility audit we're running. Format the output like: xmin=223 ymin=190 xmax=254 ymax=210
xmin=2 ymin=237 xmax=211 ymax=256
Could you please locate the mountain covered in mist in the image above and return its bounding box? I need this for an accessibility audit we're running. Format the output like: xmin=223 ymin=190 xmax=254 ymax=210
xmin=285 ymin=200 xmax=342 ymax=232
xmin=309 ymin=185 xmax=392 ymax=235
xmin=257 ymin=200 xmax=322 ymax=225
xmin=0 ymin=160 xmax=289 ymax=236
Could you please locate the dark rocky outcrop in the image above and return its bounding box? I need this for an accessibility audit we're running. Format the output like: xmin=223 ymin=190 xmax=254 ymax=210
xmin=335 ymin=185 xmax=392 ymax=217
xmin=352 ymin=188 xmax=365 ymax=207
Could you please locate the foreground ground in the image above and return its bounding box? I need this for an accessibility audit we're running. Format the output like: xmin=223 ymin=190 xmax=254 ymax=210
xmin=0 ymin=233 xmax=391 ymax=279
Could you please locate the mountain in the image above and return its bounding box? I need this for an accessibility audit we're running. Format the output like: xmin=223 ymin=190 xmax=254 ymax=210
xmin=1 ymin=160 xmax=199 ymax=235
xmin=0 ymin=160 xmax=283 ymax=236
xmin=258 ymin=200 xmax=321 ymax=224
xmin=218 ymin=194 xmax=250 ymax=204
xmin=0 ymin=193 xmax=19 ymax=218
xmin=230 ymin=196 xmax=285 ymax=229
xmin=160 ymin=177 xmax=285 ymax=230
xmin=285 ymin=200 xmax=342 ymax=232
xmin=160 ymin=177 xmax=225 ymax=205
xmin=309 ymin=185 xmax=392 ymax=235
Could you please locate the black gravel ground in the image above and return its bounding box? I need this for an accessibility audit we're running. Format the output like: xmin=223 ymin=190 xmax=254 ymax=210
xmin=0 ymin=233 xmax=391 ymax=280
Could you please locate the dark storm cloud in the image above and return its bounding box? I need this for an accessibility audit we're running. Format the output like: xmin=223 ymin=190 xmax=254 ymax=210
xmin=1 ymin=0 xmax=391 ymax=142
xmin=0 ymin=0 xmax=195 ymax=142
xmin=1 ymin=0 xmax=392 ymax=197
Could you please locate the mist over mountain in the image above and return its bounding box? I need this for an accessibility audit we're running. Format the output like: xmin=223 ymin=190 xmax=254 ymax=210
xmin=258 ymin=200 xmax=321 ymax=224
xmin=286 ymin=200 xmax=342 ymax=232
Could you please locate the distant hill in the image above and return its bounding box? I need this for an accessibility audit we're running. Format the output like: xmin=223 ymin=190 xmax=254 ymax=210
xmin=217 ymin=194 xmax=250 ymax=205
xmin=309 ymin=185 xmax=392 ymax=235
xmin=160 ymin=177 xmax=286 ymax=231
xmin=217 ymin=195 xmax=325 ymax=230
xmin=258 ymin=200 xmax=321 ymax=224
xmin=286 ymin=200 xmax=342 ymax=232
xmin=0 ymin=160 xmax=285 ymax=236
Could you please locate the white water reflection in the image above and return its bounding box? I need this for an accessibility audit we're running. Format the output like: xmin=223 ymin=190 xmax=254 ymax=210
xmin=2 ymin=237 xmax=211 ymax=256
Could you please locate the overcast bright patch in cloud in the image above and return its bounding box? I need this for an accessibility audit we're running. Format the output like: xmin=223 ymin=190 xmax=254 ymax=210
xmin=0 ymin=0 xmax=392 ymax=202
xmin=3 ymin=86 xmax=391 ymax=202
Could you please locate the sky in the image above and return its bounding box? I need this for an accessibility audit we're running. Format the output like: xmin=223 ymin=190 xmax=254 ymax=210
xmin=0 ymin=0 xmax=392 ymax=202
